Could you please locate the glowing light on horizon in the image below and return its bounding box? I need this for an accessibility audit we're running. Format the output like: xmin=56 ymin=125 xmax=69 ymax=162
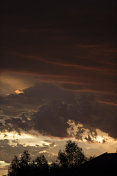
xmin=0 ymin=131 xmax=64 ymax=147
xmin=96 ymin=136 xmax=104 ymax=143
xmin=67 ymin=120 xmax=115 ymax=144
xmin=0 ymin=131 xmax=33 ymax=140
xmin=15 ymin=89 xmax=24 ymax=94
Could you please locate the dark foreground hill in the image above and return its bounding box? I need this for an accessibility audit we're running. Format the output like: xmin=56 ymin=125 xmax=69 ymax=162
xmin=76 ymin=153 xmax=117 ymax=176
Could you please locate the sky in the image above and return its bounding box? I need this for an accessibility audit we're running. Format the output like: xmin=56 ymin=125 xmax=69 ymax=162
xmin=0 ymin=0 xmax=117 ymax=175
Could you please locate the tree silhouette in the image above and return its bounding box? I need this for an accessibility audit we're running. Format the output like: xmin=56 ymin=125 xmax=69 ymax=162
xmin=8 ymin=151 xmax=49 ymax=176
xmin=34 ymin=155 xmax=49 ymax=175
xmin=20 ymin=150 xmax=31 ymax=167
xmin=58 ymin=140 xmax=86 ymax=168
xmin=35 ymin=155 xmax=48 ymax=168
xmin=58 ymin=150 xmax=68 ymax=167
xmin=8 ymin=155 xmax=20 ymax=176
xmin=8 ymin=151 xmax=32 ymax=176
xmin=8 ymin=141 xmax=87 ymax=176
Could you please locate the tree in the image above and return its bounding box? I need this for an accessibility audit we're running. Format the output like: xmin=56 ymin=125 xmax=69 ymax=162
xmin=58 ymin=140 xmax=86 ymax=168
xmin=8 ymin=141 xmax=87 ymax=176
xmin=8 ymin=151 xmax=31 ymax=176
xmin=20 ymin=150 xmax=31 ymax=167
xmin=8 ymin=151 xmax=49 ymax=176
xmin=8 ymin=156 xmax=20 ymax=176
xmin=58 ymin=150 xmax=68 ymax=168
xmin=35 ymin=155 xmax=48 ymax=171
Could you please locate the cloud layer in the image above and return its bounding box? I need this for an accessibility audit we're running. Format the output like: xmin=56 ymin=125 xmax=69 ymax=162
xmin=0 ymin=83 xmax=117 ymax=139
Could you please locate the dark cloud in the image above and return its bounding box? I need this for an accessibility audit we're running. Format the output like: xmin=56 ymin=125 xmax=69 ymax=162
xmin=31 ymin=93 xmax=117 ymax=138
xmin=0 ymin=83 xmax=117 ymax=139
xmin=0 ymin=83 xmax=74 ymax=134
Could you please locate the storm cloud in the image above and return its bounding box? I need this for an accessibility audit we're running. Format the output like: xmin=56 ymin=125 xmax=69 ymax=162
xmin=0 ymin=83 xmax=117 ymax=139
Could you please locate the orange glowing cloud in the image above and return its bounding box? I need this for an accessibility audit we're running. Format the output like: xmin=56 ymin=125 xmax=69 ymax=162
xmin=97 ymin=100 xmax=117 ymax=107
